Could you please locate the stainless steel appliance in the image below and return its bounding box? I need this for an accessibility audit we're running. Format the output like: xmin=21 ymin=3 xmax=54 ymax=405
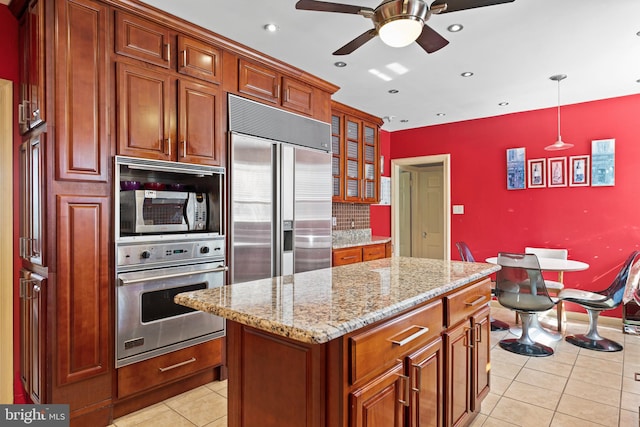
xmin=228 ymin=94 xmax=332 ymax=283
xmin=115 ymin=238 xmax=226 ymax=368
xmin=120 ymin=190 xmax=210 ymax=234
xmin=114 ymin=156 xmax=226 ymax=368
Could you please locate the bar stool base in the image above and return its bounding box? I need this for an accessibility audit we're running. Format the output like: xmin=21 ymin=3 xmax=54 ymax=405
xmin=499 ymin=339 xmax=554 ymax=357
xmin=565 ymin=334 xmax=623 ymax=352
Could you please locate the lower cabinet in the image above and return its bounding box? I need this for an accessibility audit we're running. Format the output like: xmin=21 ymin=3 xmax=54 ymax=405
xmin=350 ymin=363 xmax=405 ymax=427
xmin=408 ymin=338 xmax=444 ymax=427
xmin=19 ymin=269 xmax=46 ymax=404
xmin=332 ymin=242 xmax=389 ymax=266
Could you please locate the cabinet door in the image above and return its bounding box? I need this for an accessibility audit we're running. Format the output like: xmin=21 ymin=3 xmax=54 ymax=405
xmin=281 ymin=76 xmax=313 ymax=115
xmin=19 ymin=0 xmax=45 ymax=134
xmin=19 ymin=131 xmax=45 ymax=266
xmin=344 ymin=118 xmax=362 ymax=202
xmin=55 ymin=0 xmax=109 ymax=182
xmin=117 ymin=62 xmax=173 ymax=161
xmin=177 ymin=35 xmax=221 ymax=84
xmin=178 ymin=79 xmax=223 ymax=166
xmin=471 ymin=305 xmax=491 ymax=411
xmin=56 ymin=195 xmax=110 ymax=385
xmin=444 ymin=320 xmax=472 ymax=427
xmin=20 ymin=269 xmax=46 ymax=404
xmin=115 ymin=10 xmax=171 ymax=68
xmin=408 ymin=338 xmax=443 ymax=427
xmin=362 ymin=123 xmax=379 ymax=203
xmin=238 ymin=58 xmax=279 ymax=104
xmin=350 ymin=363 xmax=405 ymax=427
xmin=331 ymin=114 xmax=344 ymax=200
xmin=332 ymin=247 xmax=362 ymax=266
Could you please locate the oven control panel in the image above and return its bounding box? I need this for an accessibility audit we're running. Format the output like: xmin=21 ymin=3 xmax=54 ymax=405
xmin=117 ymin=238 xmax=224 ymax=268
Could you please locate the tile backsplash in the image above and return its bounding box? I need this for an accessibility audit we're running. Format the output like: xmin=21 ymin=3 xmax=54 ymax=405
xmin=332 ymin=203 xmax=370 ymax=230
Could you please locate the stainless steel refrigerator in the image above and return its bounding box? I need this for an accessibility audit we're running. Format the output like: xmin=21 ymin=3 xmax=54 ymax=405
xmin=228 ymin=95 xmax=332 ymax=284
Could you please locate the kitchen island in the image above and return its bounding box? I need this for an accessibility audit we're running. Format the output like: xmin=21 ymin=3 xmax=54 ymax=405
xmin=175 ymin=257 xmax=501 ymax=427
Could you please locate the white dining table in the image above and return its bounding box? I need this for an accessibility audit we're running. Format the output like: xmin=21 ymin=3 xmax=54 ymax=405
xmin=485 ymin=256 xmax=590 ymax=341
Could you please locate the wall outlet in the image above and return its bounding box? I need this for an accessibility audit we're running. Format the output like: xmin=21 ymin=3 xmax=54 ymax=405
xmin=453 ymin=205 xmax=464 ymax=215
xmin=332 ymin=216 xmax=337 ymax=226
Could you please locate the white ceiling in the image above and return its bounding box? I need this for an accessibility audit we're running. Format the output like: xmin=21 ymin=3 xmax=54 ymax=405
xmin=136 ymin=1 xmax=639 ymax=131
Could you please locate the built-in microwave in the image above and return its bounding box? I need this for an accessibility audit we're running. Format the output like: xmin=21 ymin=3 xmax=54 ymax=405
xmin=120 ymin=190 xmax=210 ymax=234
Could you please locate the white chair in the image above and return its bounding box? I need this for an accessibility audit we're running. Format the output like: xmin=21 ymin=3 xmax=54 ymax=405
xmin=524 ymin=247 xmax=568 ymax=331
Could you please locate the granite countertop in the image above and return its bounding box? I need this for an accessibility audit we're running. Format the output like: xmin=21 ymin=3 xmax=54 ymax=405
xmin=175 ymin=257 xmax=500 ymax=345
xmin=332 ymin=228 xmax=391 ymax=249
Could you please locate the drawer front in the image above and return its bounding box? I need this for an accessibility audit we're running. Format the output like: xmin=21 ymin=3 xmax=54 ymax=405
xmin=362 ymin=243 xmax=385 ymax=261
xmin=333 ymin=247 xmax=362 ymax=266
xmin=117 ymin=338 xmax=222 ymax=398
xmin=445 ymin=279 xmax=491 ymax=327
xmin=349 ymin=299 xmax=443 ymax=385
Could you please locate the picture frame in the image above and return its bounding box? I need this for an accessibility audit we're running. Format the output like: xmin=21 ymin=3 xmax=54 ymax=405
xmin=506 ymin=147 xmax=526 ymax=190
xmin=569 ymin=155 xmax=590 ymax=187
xmin=527 ymin=158 xmax=546 ymax=188
xmin=591 ymin=138 xmax=615 ymax=186
xmin=547 ymin=157 xmax=567 ymax=187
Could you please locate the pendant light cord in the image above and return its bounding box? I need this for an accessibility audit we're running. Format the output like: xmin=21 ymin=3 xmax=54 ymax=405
xmin=557 ymin=79 xmax=562 ymax=141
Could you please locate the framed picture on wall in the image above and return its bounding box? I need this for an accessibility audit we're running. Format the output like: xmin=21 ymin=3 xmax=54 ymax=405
xmin=527 ymin=158 xmax=546 ymax=188
xmin=506 ymin=147 xmax=526 ymax=190
xmin=547 ymin=157 xmax=567 ymax=187
xmin=591 ymin=138 xmax=615 ymax=186
xmin=569 ymin=155 xmax=590 ymax=187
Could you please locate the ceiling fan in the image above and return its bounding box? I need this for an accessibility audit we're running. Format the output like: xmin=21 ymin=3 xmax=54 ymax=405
xmin=295 ymin=0 xmax=514 ymax=55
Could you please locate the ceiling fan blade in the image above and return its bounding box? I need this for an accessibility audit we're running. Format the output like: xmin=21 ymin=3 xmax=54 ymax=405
xmin=295 ymin=0 xmax=372 ymax=15
xmin=430 ymin=0 xmax=514 ymax=13
xmin=333 ymin=29 xmax=377 ymax=55
xmin=415 ymin=24 xmax=449 ymax=53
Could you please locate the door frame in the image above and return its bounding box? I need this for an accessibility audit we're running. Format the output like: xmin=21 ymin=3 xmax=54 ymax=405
xmin=0 ymin=78 xmax=13 ymax=403
xmin=391 ymin=154 xmax=451 ymax=260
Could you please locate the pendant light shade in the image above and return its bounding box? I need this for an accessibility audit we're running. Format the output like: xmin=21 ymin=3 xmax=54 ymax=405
xmin=545 ymin=74 xmax=574 ymax=151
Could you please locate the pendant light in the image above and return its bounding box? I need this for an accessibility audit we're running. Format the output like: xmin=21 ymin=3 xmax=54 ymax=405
xmin=545 ymin=74 xmax=574 ymax=151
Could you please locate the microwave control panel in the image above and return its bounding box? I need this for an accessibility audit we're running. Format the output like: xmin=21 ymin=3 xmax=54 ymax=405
xmin=117 ymin=239 xmax=224 ymax=268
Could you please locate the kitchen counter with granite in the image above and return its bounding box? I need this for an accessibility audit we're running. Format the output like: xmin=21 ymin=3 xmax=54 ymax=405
xmin=175 ymin=256 xmax=500 ymax=344
xmin=331 ymin=228 xmax=391 ymax=249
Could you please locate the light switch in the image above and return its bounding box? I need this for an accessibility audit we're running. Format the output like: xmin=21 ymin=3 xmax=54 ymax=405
xmin=453 ymin=205 xmax=464 ymax=215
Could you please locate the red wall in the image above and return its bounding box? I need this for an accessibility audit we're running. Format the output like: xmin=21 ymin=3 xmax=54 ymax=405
xmin=370 ymin=129 xmax=391 ymax=236
xmin=374 ymin=94 xmax=640 ymax=317
xmin=1 ymin=4 xmax=24 ymax=404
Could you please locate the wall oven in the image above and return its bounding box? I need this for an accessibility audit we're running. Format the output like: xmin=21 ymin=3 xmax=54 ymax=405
xmin=114 ymin=156 xmax=226 ymax=368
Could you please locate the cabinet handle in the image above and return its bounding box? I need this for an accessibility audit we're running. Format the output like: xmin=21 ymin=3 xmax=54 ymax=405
xmin=397 ymin=374 xmax=410 ymax=407
xmin=165 ymin=138 xmax=171 ymax=155
xmin=159 ymin=357 xmax=196 ymax=372
xmin=18 ymin=102 xmax=26 ymax=124
xmin=181 ymin=49 xmax=187 ymax=67
xmin=342 ymin=255 xmax=357 ymax=260
xmin=165 ymin=43 xmax=171 ymax=62
xmin=19 ymin=237 xmax=25 ymax=258
xmin=182 ymin=140 xmax=187 ymax=158
xmin=411 ymin=363 xmax=422 ymax=393
xmin=475 ymin=323 xmax=482 ymax=343
xmin=390 ymin=326 xmax=429 ymax=347
xmin=19 ymin=278 xmax=26 ymax=299
xmin=465 ymin=295 xmax=487 ymax=307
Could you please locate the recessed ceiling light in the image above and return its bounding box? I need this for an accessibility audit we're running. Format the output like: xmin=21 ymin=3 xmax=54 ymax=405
xmin=447 ymin=24 xmax=463 ymax=32
xmin=388 ymin=89 xmax=399 ymax=94
xmin=637 ymin=30 xmax=640 ymax=36
xmin=461 ymin=72 xmax=474 ymax=77
xmin=436 ymin=113 xmax=446 ymax=117
xmin=263 ymin=23 xmax=278 ymax=32
xmin=498 ymin=102 xmax=509 ymax=106
xmin=334 ymin=61 xmax=347 ymax=68
xmin=400 ymin=119 xmax=409 ymax=123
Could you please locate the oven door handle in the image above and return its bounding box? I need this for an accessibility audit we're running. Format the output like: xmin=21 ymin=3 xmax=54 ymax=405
xmin=118 ymin=266 xmax=228 ymax=286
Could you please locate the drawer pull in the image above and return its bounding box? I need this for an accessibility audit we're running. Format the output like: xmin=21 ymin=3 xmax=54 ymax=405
xmin=390 ymin=326 xmax=429 ymax=347
xmin=465 ymin=295 xmax=487 ymax=307
xmin=158 ymin=357 xmax=196 ymax=372
xmin=342 ymin=256 xmax=357 ymax=260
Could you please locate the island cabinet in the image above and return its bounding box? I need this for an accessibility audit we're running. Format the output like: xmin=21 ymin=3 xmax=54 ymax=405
xmin=114 ymin=10 xmax=225 ymax=166
xmin=225 ymin=277 xmax=492 ymax=427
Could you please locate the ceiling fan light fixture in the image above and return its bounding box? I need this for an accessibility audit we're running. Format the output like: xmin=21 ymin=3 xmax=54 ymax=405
xmin=379 ymin=17 xmax=423 ymax=47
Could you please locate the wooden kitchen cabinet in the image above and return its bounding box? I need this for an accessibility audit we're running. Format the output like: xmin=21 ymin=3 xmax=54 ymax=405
xmin=19 ymin=130 xmax=45 ymax=266
xmin=19 ymin=269 xmax=46 ymax=404
xmin=238 ymin=58 xmax=314 ymax=116
xmin=444 ymin=279 xmax=491 ymax=427
xmin=331 ymin=101 xmax=382 ymax=203
xmin=350 ymin=363 xmax=406 ymax=427
xmin=333 ymin=243 xmax=388 ymax=266
xmin=18 ymin=0 xmax=45 ymax=135
xmin=407 ymin=338 xmax=444 ymax=427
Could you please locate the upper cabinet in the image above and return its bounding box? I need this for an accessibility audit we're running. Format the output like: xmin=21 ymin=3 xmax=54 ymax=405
xmin=18 ymin=0 xmax=45 ymax=135
xmin=331 ymin=101 xmax=382 ymax=204
xmin=114 ymin=11 xmax=224 ymax=166
xmin=238 ymin=58 xmax=314 ymax=116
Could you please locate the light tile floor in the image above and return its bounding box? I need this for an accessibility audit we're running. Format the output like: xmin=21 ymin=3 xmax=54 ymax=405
xmin=110 ymin=306 xmax=640 ymax=426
